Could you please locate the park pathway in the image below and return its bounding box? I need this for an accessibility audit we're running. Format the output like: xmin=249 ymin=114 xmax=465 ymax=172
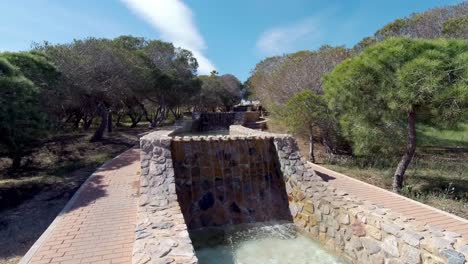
xmin=20 ymin=146 xmax=468 ymax=264
xmin=20 ymin=148 xmax=140 ymax=264
xmin=309 ymin=162 xmax=468 ymax=241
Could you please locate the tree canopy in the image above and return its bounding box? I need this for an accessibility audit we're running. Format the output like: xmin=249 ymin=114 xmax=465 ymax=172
xmin=194 ymin=71 xmax=242 ymax=111
xmin=35 ymin=36 xmax=207 ymax=140
xmin=281 ymin=90 xmax=330 ymax=162
xmin=0 ymin=35 xmax=242 ymax=169
xmin=248 ymin=46 xmax=351 ymax=110
xmin=0 ymin=56 xmax=47 ymax=169
xmin=375 ymin=2 xmax=468 ymax=40
xmin=324 ymin=37 xmax=468 ymax=192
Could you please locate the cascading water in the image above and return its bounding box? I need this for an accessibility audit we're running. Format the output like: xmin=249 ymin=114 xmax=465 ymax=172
xmin=171 ymin=136 xmax=345 ymax=263
xmin=171 ymin=137 xmax=291 ymax=229
xmin=190 ymin=223 xmax=345 ymax=264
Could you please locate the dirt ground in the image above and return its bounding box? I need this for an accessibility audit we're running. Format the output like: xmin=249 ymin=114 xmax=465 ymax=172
xmin=0 ymin=127 xmax=148 ymax=264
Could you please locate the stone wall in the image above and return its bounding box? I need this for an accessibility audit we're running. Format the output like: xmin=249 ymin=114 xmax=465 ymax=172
xmin=171 ymin=136 xmax=291 ymax=229
xmin=134 ymin=125 xmax=468 ymax=264
xmin=287 ymin=169 xmax=468 ymax=264
xmin=134 ymin=129 xmax=197 ymax=264
xmin=232 ymin=125 xmax=468 ymax=264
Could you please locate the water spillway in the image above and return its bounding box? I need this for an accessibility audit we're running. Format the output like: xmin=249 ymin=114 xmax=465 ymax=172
xmin=135 ymin=125 xmax=464 ymax=264
xmin=171 ymin=137 xmax=292 ymax=229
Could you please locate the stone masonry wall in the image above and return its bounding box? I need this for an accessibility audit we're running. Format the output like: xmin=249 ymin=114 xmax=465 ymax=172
xmin=171 ymin=136 xmax=291 ymax=229
xmin=134 ymin=129 xmax=198 ymax=264
xmin=231 ymin=125 xmax=468 ymax=264
xmin=134 ymin=125 xmax=468 ymax=264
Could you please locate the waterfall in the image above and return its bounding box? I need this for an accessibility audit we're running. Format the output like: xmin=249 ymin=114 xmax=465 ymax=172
xmin=171 ymin=137 xmax=292 ymax=230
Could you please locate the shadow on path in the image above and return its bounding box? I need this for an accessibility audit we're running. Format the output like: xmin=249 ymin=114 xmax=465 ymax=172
xmin=0 ymin=148 xmax=140 ymax=262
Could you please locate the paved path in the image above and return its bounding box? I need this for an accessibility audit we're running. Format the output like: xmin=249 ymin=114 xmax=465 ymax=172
xmin=20 ymin=146 xmax=468 ymax=264
xmin=309 ymin=163 xmax=468 ymax=241
xmin=20 ymin=148 xmax=140 ymax=264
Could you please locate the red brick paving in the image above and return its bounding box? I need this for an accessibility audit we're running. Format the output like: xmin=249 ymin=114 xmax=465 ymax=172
xmin=21 ymin=148 xmax=140 ymax=264
xmin=309 ymin=163 xmax=468 ymax=241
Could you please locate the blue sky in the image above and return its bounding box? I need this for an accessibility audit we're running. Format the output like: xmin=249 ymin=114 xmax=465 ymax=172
xmin=0 ymin=0 xmax=464 ymax=81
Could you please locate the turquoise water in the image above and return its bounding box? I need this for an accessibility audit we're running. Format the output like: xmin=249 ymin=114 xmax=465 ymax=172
xmin=190 ymin=223 xmax=345 ymax=264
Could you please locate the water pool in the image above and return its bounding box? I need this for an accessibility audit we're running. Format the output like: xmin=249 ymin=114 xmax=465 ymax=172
xmin=190 ymin=223 xmax=345 ymax=264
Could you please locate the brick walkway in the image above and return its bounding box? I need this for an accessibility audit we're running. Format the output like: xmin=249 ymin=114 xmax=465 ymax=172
xmin=20 ymin=148 xmax=140 ymax=264
xmin=20 ymin=146 xmax=468 ymax=263
xmin=309 ymin=163 xmax=468 ymax=241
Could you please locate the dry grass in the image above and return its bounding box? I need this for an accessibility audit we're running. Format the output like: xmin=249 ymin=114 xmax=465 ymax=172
xmin=267 ymin=119 xmax=468 ymax=219
xmin=0 ymin=126 xmax=148 ymax=263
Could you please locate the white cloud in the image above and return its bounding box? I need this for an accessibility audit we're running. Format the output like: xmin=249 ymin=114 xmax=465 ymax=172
xmin=121 ymin=0 xmax=215 ymax=74
xmin=256 ymin=17 xmax=322 ymax=56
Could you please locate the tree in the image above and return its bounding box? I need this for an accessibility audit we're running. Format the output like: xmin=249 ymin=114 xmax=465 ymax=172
xmin=249 ymin=46 xmax=351 ymax=109
xmin=219 ymin=74 xmax=242 ymax=110
xmin=195 ymin=72 xmax=242 ymax=111
xmin=375 ymin=2 xmax=468 ymax=40
xmin=0 ymin=57 xmax=45 ymax=169
xmin=139 ymin=40 xmax=200 ymax=127
xmin=38 ymin=37 xmax=148 ymax=140
xmin=248 ymin=46 xmax=351 ymax=152
xmin=1 ymin=52 xmax=60 ymax=127
xmin=324 ymin=38 xmax=468 ymax=192
xmin=442 ymin=15 xmax=468 ymax=39
xmin=352 ymin=37 xmax=377 ymax=54
xmin=281 ymin=90 xmax=330 ymax=162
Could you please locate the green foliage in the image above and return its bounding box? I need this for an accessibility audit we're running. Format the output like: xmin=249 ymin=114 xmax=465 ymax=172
xmin=0 ymin=57 xmax=45 ymax=168
xmin=375 ymin=18 xmax=407 ymax=39
xmin=417 ymin=123 xmax=468 ymax=148
xmin=324 ymin=38 xmax=468 ymax=156
xmin=281 ymin=90 xmax=328 ymax=136
xmin=1 ymin=52 xmax=59 ymax=90
xmin=0 ymin=35 xmax=241 ymax=168
xmin=352 ymin=37 xmax=378 ymax=53
xmin=36 ymin=36 xmax=205 ymax=132
xmin=442 ymin=15 xmax=468 ymax=38
xmin=195 ymin=74 xmax=242 ymax=111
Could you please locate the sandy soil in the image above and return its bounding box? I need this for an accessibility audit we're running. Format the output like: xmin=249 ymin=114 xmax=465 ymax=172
xmin=0 ymin=127 xmax=147 ymax=264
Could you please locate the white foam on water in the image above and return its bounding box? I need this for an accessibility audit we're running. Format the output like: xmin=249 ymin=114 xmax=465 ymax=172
xmin=193 ymin=223 xmax=345 ymax=264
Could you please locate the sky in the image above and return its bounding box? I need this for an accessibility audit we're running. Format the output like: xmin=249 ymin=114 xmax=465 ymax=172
xmin=0 ymin=0 xmax=465 ymax=81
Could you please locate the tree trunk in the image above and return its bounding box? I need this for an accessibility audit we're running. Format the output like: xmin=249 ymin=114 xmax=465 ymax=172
xmin=11 ymin=155 xmax=21 ymax=170
xmin=83 ymin=116 xmax=93 ymax=130
xmin=130 ymin=114 xmax=142 ymax=128
xmin=116 ymin=114 xmax=123 ymax=127
xmin=321 ymin=128 xmax=334 ymax=154
xmin=140 ymin=103 xmax=152 ymax=124
xmin=170 ymin=107 xmax=183 ymax=120
xmin=393 ymin=110 xmax=417 ymax=193
xmin=73 ymin=113 xmax=82 ymax=129
xmin=151 ymin=106 xmax=167 ymax=128
xmin=309 ymin=135 xmax=315 ymax=163
xmin=90 ymin=105 xmax=108 ymax=142
xmin=107 ymin=110 xmax=112 ymax=133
